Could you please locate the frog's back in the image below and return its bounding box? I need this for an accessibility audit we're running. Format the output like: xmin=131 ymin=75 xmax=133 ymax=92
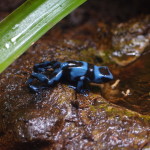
xmin=65 ymin=61 xmax=84 ymax=67
xmin=63 ymin=61 xmax=88 ymax=80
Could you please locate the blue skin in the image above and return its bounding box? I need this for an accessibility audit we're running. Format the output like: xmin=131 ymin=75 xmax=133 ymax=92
xmin=27 ymin=61 xmax=113 ymax=96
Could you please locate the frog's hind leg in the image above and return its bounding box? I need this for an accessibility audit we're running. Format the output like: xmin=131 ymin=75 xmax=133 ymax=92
xmin=26 ymin=77 xmax=45 ymax=92
xmin=27 ymin=70 xmax=63 ymax=92
xmin=33 ymin=61 xmax=61 ymax=73
xmin=26 ymin=74 xmax=48 ymax=92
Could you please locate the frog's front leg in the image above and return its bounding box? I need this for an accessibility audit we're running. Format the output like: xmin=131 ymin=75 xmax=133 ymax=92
xmin=33 ymin=61 xmax=61 ymax=73
xmin=76 ymin=76 xmax=89 ymax=96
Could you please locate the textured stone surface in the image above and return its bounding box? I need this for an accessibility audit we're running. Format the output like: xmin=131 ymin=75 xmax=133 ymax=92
xmin=0 ymin=0 xmax=150 ymax=149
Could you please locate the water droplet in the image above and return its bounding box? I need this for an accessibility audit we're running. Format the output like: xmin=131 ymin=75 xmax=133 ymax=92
xmin=12 ymin=24 xmax=19 ymax=30
xmin=11 ymin=34 xmax=20 ymax=44
xmin=5 ymin=43 xmax=10 ymax=49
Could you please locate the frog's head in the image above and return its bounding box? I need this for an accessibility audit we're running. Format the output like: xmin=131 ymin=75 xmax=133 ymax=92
xmin=94 ymin=66 xmax=113 ymax=83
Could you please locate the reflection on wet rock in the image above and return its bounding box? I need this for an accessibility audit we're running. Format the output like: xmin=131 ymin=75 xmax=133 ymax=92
xmin=111 ymin=15 xmax=150 ymax=66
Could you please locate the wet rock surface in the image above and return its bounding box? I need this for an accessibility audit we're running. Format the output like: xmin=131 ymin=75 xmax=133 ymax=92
xmin=110 ymin=15 xmax=150 ymax=66
xmin=0 ymin=0 xmax=150 ymax=149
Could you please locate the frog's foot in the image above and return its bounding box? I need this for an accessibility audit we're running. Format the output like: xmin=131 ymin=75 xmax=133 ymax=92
xmin=28 ymin=85 xmax=40 ymax=93
xmin=79 ymin=89 xmax=89 ymax=97
xmin=68 ymin=85 xmax=89 ymax=96
xmin=28 ymin=85 xmax=48 ymax=93
xmin=68 ymin=85 xmax=77 ymax=90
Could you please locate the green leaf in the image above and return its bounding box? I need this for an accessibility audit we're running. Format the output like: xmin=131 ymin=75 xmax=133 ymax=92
xmin=0 ymin=0 xmax=86 ymax=73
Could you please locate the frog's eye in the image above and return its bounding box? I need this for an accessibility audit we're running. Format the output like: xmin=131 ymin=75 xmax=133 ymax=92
xmin=99 ymin=67 xmax=110 ymax=76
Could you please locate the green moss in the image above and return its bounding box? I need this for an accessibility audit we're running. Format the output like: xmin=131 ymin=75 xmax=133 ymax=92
xmin=89 ymin=101 xmax=150 ymax=123
xmin=103 ymin=104 xmax=150 ymax=123
xmin=98 ymin=49 xmax=114 ymax=64
xmin=79 ymin=48 xmax=98 ymax=64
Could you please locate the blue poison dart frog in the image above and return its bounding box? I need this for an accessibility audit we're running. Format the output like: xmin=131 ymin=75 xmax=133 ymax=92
xmin=27 ymin=61 xmax=113 ymax=96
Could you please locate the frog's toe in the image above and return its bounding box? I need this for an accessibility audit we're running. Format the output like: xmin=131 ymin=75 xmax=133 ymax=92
xmin=68 ymin=85 xmax=77 ymax=90
xmin=80 ymin=89 xmax=89 ymax=96
xmin=28 ymin=85 xmax=48 ymax=93
xmin=28 ymin=85 xmax=40 ymax=93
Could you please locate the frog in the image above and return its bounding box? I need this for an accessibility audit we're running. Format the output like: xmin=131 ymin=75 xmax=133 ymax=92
xmin=27 ymin=61 xmax=113 ymax=96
